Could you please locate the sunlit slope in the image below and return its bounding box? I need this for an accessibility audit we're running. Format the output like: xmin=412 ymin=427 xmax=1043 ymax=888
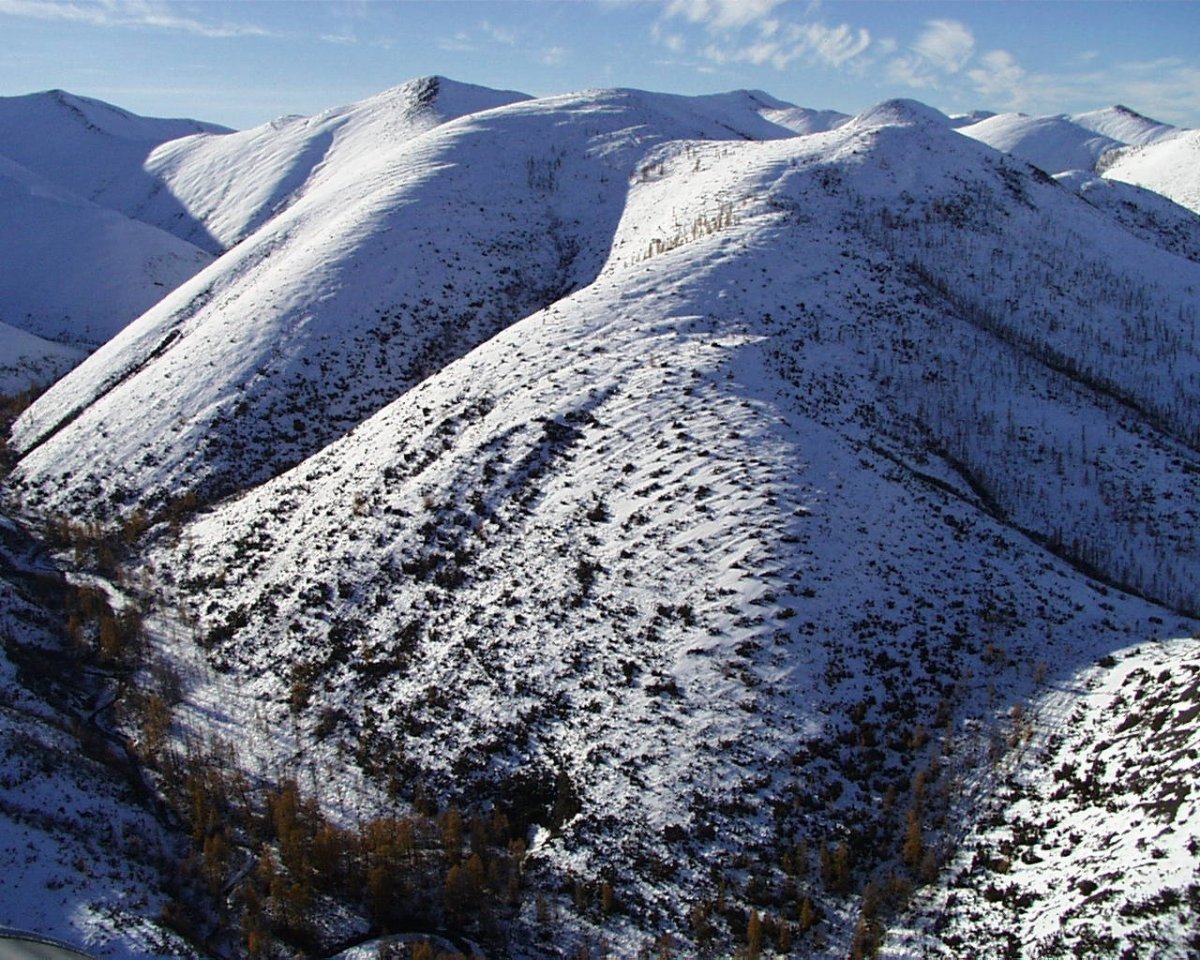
xmin=11 ymin=83 xmax=799 ymax=517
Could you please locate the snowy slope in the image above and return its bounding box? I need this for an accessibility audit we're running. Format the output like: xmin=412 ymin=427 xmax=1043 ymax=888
xmin=1056 ymin=170 xmax=1200 ymax=263
xmin=0 ymin=89 xmax=228 ymax=250
xmin=126 ymin=97 xmax=1200 ymax=956
xmin=10 ymin=83 xmax=800 ymax=519
xmin=957 ymin=112 xmax=1121 ymax=174
xmin=1101 ymin=131 xmax=1200 ymax=215
xmin=893 ymin=636 xmax=1200 ymax=958
xmin=137 ymin=76 xmax=532 ymax=252
xmin=0 ymin=154 xmax=213 ymax=348
xmin=0 ymin=517 xmax=206 ymax=959
xmin=1071 ymin=104 xmax=1179 ymax=146
xmin=0 ymin=321 xmax=83 ymax=394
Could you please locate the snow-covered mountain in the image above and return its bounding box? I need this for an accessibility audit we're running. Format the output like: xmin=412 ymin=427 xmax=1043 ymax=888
xmin=1055 ymin=170 xmax=1200 ymax=263
xmin=956 ymin=105 xmax=1184 ymax=180
xmin=0 ymin=88 xmax=228 ymax=246
xmin=3 ymin=79 xmax=1200 ymax=958
xmin=957 ymin=111 xmax=1121 ymax=175
xmin=1100 ymin=129 xmax=1200 ymax=215
xmin=0 ymin=153 xmax=212 ymax=348
xmin=140 ymin=93 xmax=1200 ymax=955
xmin=1072 ymin=104 xmax=1179 ymax=146
xmin=9 ymin=80 xmax=802 ymax=518
xmin=136 ymin=76 xmax=531 ymax=252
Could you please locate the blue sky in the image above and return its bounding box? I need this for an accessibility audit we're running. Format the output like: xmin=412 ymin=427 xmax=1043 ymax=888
xmin=2 ymin=0 xmax=1198 ymax=130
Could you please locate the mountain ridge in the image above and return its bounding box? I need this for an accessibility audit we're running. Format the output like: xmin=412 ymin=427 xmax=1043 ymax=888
xmin=2 ymin=77 xmax=1199 ymax=959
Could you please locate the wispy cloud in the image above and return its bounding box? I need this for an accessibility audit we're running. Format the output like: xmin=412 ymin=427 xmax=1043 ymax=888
xmin=480 ymin=18 xmax=518 ymax=46
xmin=888 ymin=19 xmax=975 ymax=89
xmin=963 ymin=51 xmax=1200 ymax=125
xmin=0 ymin=0 xmax=278 ymax=38
xmin=540 ymin=45 xmax=568 ymax=66
xmin=665 ymin=0 xmax=786 ymax=32
xmin=438 ymin=31 xmax=476 ymax=54
xmin=660 ymin=0 xmax=873 ymax=72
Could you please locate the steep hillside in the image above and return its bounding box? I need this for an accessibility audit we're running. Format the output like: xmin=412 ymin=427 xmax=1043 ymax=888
xmin=0 ymin=155 xmax=213 ymax=347
xmin=0 ymin=515 xmax=205 ymax=958
xmin=957 ymin=112 xmax=1121 ymax=174
xmin=9 ymin=83 xmax=799 ymax=521
xmin=1101 ymin=130 xmax=1200 ymax=215
xmin=1056 ymin=170 xmax=1200 ymax=263
xmin=131 ymin=98 xmax=1200 ymax=956
xmin=893 ymin=636 xmax=1200 ymax=958
xmin=0 ymin=321 xmax=83 ymax=394
xmin=0 ymin=88 xmax=228 ymax=251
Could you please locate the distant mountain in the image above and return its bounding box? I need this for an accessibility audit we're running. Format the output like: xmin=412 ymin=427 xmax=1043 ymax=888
xmin=1071 ymin=103 xmax=1179 ymax=146
xmin=1100 ymin=129 xmax=1200 ymax=215
xmin=0 ymin=88 xmax=229 ymax=249
xmin=0 ymin=153 xmax=212 ymax=348
xmin=957 ymin=112 xmax=1122 ymax=174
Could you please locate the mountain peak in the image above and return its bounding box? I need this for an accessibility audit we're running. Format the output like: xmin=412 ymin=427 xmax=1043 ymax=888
xmin=851 ymin=97 xmax=950 ymax=129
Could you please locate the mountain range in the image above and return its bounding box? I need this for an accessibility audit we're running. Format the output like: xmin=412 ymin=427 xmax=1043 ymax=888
xmin=1 ymin=77 xmax=1199 ymax=959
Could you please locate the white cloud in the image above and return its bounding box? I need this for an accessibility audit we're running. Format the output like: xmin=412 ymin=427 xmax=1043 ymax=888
xmin=913 ymin=19 xmax=974 ymax=74
xmin=967 ymin=49 xmax=1026 ymax=103
xmin=0 ymin=0 xmax=277 ymax=38
xmin=479 ymin=18 xmax=518 ymax=45
xmin=791 ymin=21 xmax=871 ymax=68
xmin=663 ymin=3 xmax=873 ymax=73
xmin=540 ymin=45 xmax=568 ymax=66
xmin=888 ymin=19 xmax=976 ymax=90
xmin=665 ymin=0 xmax=786 ymax=31
xmin=438 ymin=32 xmax=476 ymax=53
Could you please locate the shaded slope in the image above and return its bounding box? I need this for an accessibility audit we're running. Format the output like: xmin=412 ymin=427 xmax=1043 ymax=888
xmin=0 ymin=88 xmax=228 ymax=252
xmin=1056 ymin=170 xmax=1200 ymax=263
xmin=0 ymin=516 xmax=206 ymax=958
xmin=0 ymin=321 xmax=83 ymax=394
xmin=144 ymin=102 xmax=1199 ymax=954
xmin=0 ymin=155 xmax=213 ymax=348
xmin=10 ymin=85 xmax=799 ymax=520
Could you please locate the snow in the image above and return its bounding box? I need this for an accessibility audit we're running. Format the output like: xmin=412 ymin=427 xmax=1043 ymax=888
xmin=3 ymin=76 xmax=1200 ymax=958
xmin=0 ymin=320 xmax=83 ymax=394
xmin=9 ymin=84 xmax=798 ymax=516
xmin=0 ymin=154 xmax=212 ymax=348
xmin=0 ymin=89 xmax=227 ymax=245
xmin=1056 ymin=170 xmax=1200 ymax=262
xmin=139 ymin=76 xmax=533 ymax=252
xmin=1071 ymin=104 xmax=1179 ymax=146
xmin=0 ymin=521 xmax=202 ymax=958
xmin=957 ymin=111 xmax=1121 ymax=174
xmin=114 ymin=90 xmax=1198 ymax=955
xmin=891 ymin=636 xmax=1200 ymax=957
xmin=1101 ymin=130 xmax=1200 ymax=215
